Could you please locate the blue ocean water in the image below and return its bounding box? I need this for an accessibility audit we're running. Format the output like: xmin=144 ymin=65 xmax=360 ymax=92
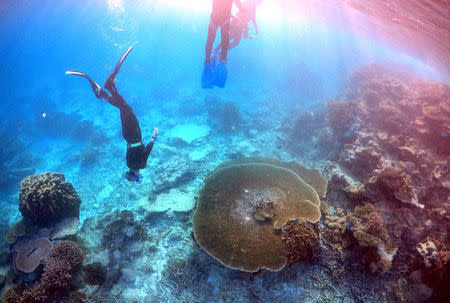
xmin=0 ymin=1 xmax=448 ymax=302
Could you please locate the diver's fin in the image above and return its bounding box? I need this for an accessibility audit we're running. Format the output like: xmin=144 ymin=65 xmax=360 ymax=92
xmin=66 ymin=70 xmax=102 ymax=99
xmin=201 ymin=64 xmax=214 ymax=89
xmin=105 ymin=46 xmax=133 ymax=92
xmin=212 ymin=61 xmax=228 ymax=88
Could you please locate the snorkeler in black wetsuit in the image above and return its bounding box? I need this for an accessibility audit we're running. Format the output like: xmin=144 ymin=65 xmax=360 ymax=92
xmin=66 ymin=46 xmax=158 ymax=182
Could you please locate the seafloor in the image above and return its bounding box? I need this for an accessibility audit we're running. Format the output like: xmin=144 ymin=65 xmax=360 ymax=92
xmin=0 ymin=64 xmax=448 ymax=303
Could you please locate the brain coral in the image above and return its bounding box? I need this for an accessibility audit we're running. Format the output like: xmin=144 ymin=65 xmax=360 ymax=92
xmin=19 ymin=172 xmax=81 ymax=226
xmin=193 ymin=158 xmax=324 ymax=272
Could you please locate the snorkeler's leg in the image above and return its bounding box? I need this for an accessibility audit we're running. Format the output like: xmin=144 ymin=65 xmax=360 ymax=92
xmin=228 ymin=30 xmax=243 ymax=50
xmin=118 ymin=99 xmax=142 ymax=144
xmin=102 ymin=46 xmax=134 ymax=108
xmin=205 ymin=20 xmax=219 ymax=65
xmin=220 ymin=20 xmax=231 ymax=62
xmin=65 ymin=70 xmax=107 ymax=99
xmin=202 ymin=19 xmax=220 ymax=88
xmin=104 ymin=46 xmax=133 ymax=96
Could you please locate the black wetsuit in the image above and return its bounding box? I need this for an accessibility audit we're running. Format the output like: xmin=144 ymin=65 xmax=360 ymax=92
xmin=101 ymin=82 xmax=154 ymax=171
xmin=66 ymin=46 xmax=155 ymax=172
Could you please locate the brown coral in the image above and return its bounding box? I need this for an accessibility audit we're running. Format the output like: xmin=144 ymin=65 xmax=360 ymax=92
xmin=347 ymin=204 xmax=396 ymax=274
xmin=193 ymin=159 xmax=325 ymax=272
xmin=82 ymin=262 xmax=107 ymax=285
xmin=376 ymin=166 xmax=423 ymax=208
xmin=3 ymin=241 xmax=83 ymax=303
xmin=14 ymin=237 xmax=53 ymax=273
xmin=281 ymin=220 xmax=319 ymax=265
xmin=19 ymin=172 xmax=81 ymax=226
xmin=420 ymin=239 xmax=450 ymax=300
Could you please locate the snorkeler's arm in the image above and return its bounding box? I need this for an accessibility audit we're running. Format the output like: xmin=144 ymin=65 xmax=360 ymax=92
xmin=145 ymin=127 xmax=158 ymax=156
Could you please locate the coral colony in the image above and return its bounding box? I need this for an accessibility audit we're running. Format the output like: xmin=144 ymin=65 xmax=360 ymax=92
xmin=0 ymin=65 xmax=448 ymax=302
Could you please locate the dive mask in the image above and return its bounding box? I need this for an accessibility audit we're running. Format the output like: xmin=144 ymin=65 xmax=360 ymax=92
xmin=125 ymin=171 xmax=143 ymax=183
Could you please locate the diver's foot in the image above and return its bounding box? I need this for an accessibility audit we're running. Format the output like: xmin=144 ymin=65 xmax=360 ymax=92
xmin=105 ymin=46 xmax=133 ymax=93
xmin=212 ymin=60 xmax=228 ymax=88
xmin=201 ymin=64 xmax=214 ymax=89
xmin=66 ymin=70 xmax=102 ymax=99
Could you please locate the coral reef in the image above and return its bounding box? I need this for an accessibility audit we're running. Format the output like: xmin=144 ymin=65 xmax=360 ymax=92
xmin=2 ymin=241 xmax=83 ymax=303
xmin=19 ymin=172 xmax=81 ymax=226
xmin=13 ymin=237 xmax=53 ymax=273
xmin=82 ymin=262 xmax=107 ymax=286
xmin=40 ymin=240 xmax=83 ymax=289
xmin=152 ymin=156 xmax=196 ymax=194
xmin=348 ymin=204 xmax=397 ymax=274
xmin=193 ymin=158 xmax=326 ymax=272
xmin=281 ymin=220 xmax=320 ymax=265
xmin=205 ymin=96 xmax=242 ymax=133
xmin=77 ymin=209 xmax=150 ymax=292
xmin=371 ymin=166 xmax=422 ymax=208
xmin=416 ymin=239 xmax=437 ymax=268
xmin=323 ymin=203 xmax=397 ymax=274
xmin=416 ymin=238 xmax=450 ymax=300
xmin=314 ymin=66 xmax=449 ymax=301
xmin=5 ymin=220 xmax=35 ymax=244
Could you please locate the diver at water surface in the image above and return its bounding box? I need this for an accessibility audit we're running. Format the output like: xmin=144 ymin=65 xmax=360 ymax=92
xmin=66 ymin=46 xmax=158 ymax=182
xmin=202 ymin=0 xmax=243 ymax=88
xmin=215 ymin=0 xmax=262 ymax=53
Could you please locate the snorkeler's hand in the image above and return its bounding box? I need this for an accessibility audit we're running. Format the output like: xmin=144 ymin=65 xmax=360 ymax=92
xmin=151 ymin=127 xmax=158 ymax=141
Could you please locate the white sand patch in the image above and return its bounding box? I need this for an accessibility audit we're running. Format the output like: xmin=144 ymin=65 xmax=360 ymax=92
xmin=189 ymin=145 xmax=213 ymax=161
xmin=138 ymin=188 xmax=195 ymax=213
xmin=166 ymin=123 xmax=210 ymax=144
xmin=98 ymin=183 xmax=114 ymax=200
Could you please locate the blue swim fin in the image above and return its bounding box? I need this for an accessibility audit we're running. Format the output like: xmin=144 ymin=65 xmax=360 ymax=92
xmin=201 ymin=64 xmax=214 ymax=89
xmin=213 ymin=61 xmax=228 ymax=88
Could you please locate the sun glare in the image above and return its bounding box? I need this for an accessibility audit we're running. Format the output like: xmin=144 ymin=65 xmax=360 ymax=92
xmin=107 ymin=0 xmax=124 ymax=12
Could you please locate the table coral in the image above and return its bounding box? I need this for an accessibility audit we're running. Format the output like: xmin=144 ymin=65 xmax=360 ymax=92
xmin=13 ymin=237 xmax=53 ymax=273
xmin=193 ymin=158 xmax=326 ymax=272
xmin=19 ymin=172 xmax=81 ymax=227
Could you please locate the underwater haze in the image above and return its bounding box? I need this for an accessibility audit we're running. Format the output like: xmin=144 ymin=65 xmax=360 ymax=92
xmin=0 ymin=0 xmax=449 ymax=302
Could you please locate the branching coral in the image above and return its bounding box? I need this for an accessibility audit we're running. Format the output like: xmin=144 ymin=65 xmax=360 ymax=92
xmin=347 ymin=204 xmax=396 ymax=274
xmin=19 ymin=172 xmax=81 ymax=226
xmin=376 ymin=166 xmax=423 ymax=208
xmin=417 ymin=238 xmax=450 ymax=300
xmin=327 ymin=100 xmax=357 ymax=140
xmin=323 ymin=203 xmax=397 ymax=274
xmin=281 ymin=220 xmax=319 ymax=265
xmin=83 ymin=262 xmax=107 ymax=286
xmin=3 ymin=241 xmax=83 ymax=303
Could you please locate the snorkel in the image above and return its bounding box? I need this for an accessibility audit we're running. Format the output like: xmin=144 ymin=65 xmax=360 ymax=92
xmin=125 ymin=169 xmax=143 ymax=183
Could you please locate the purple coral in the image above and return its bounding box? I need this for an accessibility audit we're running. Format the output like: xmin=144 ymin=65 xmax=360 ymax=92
xmin=14 ymin=237 xmax=53 ymax=273
xmin=3 ymin=240 xmax=83 ymax=303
